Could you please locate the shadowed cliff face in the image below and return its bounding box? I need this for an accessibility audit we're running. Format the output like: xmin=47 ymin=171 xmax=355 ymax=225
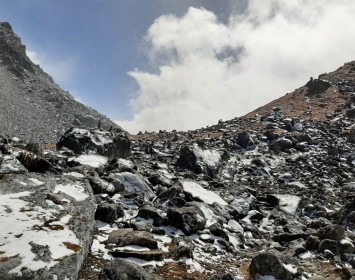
xmin=0 ymin=22 xmax=123 ymax=143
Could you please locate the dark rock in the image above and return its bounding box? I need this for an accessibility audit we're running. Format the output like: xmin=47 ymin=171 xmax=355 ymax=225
xmin=317 ymin=225 xmax=344 ymax=241
xmin=306 ymin=78 xmax=331 ymax=95
xmin=95 ymin=202 xmax=124 ymax=223
xmin=249 ymin=252 xmax=296 ymax=280
xmin=305 ymin=235 xmax=321 ymax=251
xmin=210 ymin=273 xmax=235 ymax=280
xmin=99 ymin=258 xmax=161 ymax=280
xmin=318 ymin=239 xmax=339 ymax=255
xmin=137 ymin=205 xmax=166 ymax=226
xmin=89 ymin=177 xmax=115 ymax=195
xmin=167 ymin=206 xmax=206 ymax=235
xmin=236 ymin=132 xmax=255 ymax=148
xmin=176 ymin=143 xmax=220 ymax=177
xmin=110 ymin=249 xmax=164 ymax=261
xmin=57 ymin=128 xmax=130 ymax=160
xmin=106 ymin=229 xmax=158 ymax=249
xmin=173 ymin=244 xmax=194 ymax=260
xmin=17 ymin=151 xmax=52 ymax=173
xmin=269 ymin=137 xmax=293 ymax=152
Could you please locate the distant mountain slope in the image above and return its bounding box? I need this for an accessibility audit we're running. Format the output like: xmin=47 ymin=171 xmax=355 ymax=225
xmin=0 ymin=22 xmax=121 ymax=143
xmin=243 ymin=60 xmax=355 ymax=121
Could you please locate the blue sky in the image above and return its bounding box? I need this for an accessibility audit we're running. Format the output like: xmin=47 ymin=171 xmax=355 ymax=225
xmin=0 ymin=0 xmax=243 ymax=121
xmin=1 ymin=1 xmax=355 ymax=133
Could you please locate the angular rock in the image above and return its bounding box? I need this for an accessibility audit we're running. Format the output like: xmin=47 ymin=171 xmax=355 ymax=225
xmin=0 ymin=154 xmax=27 ymax=174
xmin=57 ymin=128 xmax=130 ymax=160
xmin=110 ymin=249 xmax=164 ymax=261
xmin=167 ymin=206 xmax=206 ymax=235
xmin=176 ymin=143 xmax=221 ymax=177
xmin=99 ymin=258 xmax=162 ymax=280
xmin=249 ymin=252 xmax=296 ymax=280
xmin=95 ymin=202 xmax=124 ymax=223
xmin=236 ymin=132 xmax=255 ymax=148
xmin=269 ymin=137 xmax=293 ymax=152
xmin=105 ymin=229 xmax=158 ymax=249
xmin=89 ymin=177 xmax=115 ymax=195
xmin=0 ymin=174 xmax=95 ymax=279
xmin=137 ymin=205 xmax=166 ymax=226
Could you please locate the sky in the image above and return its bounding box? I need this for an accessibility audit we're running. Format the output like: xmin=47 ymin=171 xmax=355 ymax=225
xmin=1 ymin=0 xmax=355 ymax=134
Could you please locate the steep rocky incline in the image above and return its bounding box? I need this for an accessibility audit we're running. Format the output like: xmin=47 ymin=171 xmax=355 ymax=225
xmin=0 ymin=22 xmax=122 ymax=143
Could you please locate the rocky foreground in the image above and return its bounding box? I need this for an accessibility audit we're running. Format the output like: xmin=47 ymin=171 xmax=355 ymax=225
xmin=2 ymin=61 xmax=355 ymax=279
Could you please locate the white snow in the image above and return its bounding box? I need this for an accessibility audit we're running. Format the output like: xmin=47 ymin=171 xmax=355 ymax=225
xmin=72 ymin=154 xmax=108 ymax=168
xmin=114 ymin=245 xmax=150 ymax=252
xmin=181 ymin=181 xmax=227 ymax=206
xmin=28 ymin=178 xmax=44 ymax=186
xmin=283 ymin=263 xmax=297 ymax=274
xmin=63 ymin=172 xmax=85 ymax=178
xmin=299 ymin=251 xmax=316 ymax=259
xmin=0 ymin=191 xmax=81 ymax=275
xmin=193 ymin=143 xmax=221 ymax=167
xmin=54 ymin=183 xmax=89 ymax=201
xmin=274 ymin=194 xmax=301 ymax=215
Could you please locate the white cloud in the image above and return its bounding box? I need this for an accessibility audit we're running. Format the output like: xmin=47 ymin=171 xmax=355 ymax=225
xmin=117 ymin=1 xmax=355 ymax=134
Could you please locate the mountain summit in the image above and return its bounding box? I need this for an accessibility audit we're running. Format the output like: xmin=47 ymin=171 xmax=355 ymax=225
xmin=0 ymin=22 xmax=121 ymax=143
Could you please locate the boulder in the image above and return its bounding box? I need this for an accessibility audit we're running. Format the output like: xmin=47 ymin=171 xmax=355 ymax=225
xmin=0 ymin=154 xmax=27 ymax=174
xmin=105 ymin=229 xmax=158 ymax=249
xmin=137 ymin=205 xmax=166 ymax=226
xmin=99 ymin=258 xmax=162 ymax=280
xmin=89 ymin=177 xmax=115 ymax=195
xmin=95 ymin=202 xmax=125 ymax=223
xmin=57 ymin=128 xmax=130 ymax=160
xmin=269 ymin=137 xmax=293 ymax=152
xmin=236 ymin=132 xmax=255 ymax=148
xmin=0 ymin=174 xmax=96 ymax=279
xmin=176 ymin=143 xmax=221 ymax=177
xmin=167 ymin=206 xmax=206 ymax=235
xmin=249 ymin=252 xmax=296 ymax=280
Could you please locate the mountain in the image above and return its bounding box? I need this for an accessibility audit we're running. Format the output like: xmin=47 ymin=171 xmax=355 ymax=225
xmin=2 ymin=21 xmax=355 ymax=280
xmin=0 ymin=22 xmax=121 ymax=143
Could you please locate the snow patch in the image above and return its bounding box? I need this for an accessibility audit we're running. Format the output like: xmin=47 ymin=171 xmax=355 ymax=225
xmin=0 ymin=191 xmax=81 ymax=275
xmin=72 ymin=154 xmax=108 ymax=168
xmin=54 ymin=183 xmax=89 ymax=201
xmin=182 ymin=181 xmax=227 ymax=206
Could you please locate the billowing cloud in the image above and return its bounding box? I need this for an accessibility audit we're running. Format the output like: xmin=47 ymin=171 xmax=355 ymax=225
xmin=117 ymin=1 xmax=355 ymax=134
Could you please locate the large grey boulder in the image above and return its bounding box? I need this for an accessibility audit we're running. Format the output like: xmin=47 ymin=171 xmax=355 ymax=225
xmin=176 ymin=143 xmax=221 ymax=177
xmin=57 ymin=128 xmax=130 ymax=160
xmin=167 ymin=205 xmax=206 ymax=235
xmin=249 ymin=252 xmax=296 ymax=280
xmin=0 ymin=154 xmax=27 ymax=174
xmin=0 ymin=173 xmax=96 ymax=280
xmin=99 ymin=258 xmax=162 ymax=280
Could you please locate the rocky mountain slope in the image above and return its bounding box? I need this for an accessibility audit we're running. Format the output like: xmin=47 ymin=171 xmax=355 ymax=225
xmin=2 ymin=21 xmax=355 ymax=280
xmin=0 ymin=22 xmax=121 ymax=143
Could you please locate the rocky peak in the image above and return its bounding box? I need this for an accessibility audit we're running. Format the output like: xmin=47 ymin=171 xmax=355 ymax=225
xmin=0 ymin=22 xmax=34 ymax=76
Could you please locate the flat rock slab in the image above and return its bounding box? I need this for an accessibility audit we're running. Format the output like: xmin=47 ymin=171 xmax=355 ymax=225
xmin=0 ymin=173 xmax=96 ymax=279
xmin=110 ymin=249 xmax=164 ymax=261
xmin=106 ymin=229 xmax=158 ymax=249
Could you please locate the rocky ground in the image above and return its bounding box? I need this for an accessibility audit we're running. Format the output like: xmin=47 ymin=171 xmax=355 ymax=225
xmin=2 ymin=20 xmax=355 ymax=279
xmin=2 ymin=61 xmax=355 ymax=279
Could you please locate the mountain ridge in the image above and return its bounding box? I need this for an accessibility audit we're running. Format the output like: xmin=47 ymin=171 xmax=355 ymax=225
xmin=0 ymin=22 xmax=122 ymax=143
